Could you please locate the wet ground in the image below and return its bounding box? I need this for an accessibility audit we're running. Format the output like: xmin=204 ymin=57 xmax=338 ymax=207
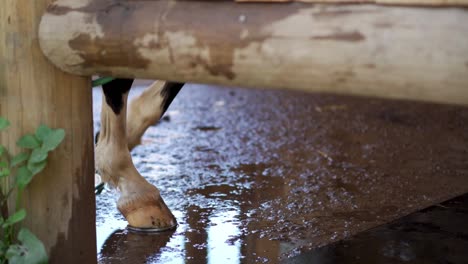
xmin=288 ymin=193 xmax=468 ymax=264
xmin=93 ymin=82 xmax=468 ymax=263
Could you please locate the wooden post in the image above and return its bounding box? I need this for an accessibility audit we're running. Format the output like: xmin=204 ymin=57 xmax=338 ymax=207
xmin=39 ymin=0 xmax=468 ymax=105
xmin=0 ymin=0 xmax=96 ymax=263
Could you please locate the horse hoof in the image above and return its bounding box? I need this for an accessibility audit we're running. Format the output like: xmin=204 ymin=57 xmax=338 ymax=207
xmin=118 ymin=193 xmax=177 ymax=230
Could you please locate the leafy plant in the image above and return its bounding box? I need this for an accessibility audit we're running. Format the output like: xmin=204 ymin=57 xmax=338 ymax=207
xmin=0 ymin=117 xmax=66 ymax=264
xmin=91 ymin=77 xmax=114 ymax=87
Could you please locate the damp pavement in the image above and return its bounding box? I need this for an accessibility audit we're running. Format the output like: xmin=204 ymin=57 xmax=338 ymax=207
xmin=93 ymin=81 xmax=468 ymax=263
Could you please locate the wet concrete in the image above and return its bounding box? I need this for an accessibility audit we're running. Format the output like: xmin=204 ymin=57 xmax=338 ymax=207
xmin=93 ymin=82 xmax=468 ymax=263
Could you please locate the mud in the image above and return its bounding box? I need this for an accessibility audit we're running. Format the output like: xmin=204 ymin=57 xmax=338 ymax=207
xmin=94 ymin=82 xmax=468 ymax=263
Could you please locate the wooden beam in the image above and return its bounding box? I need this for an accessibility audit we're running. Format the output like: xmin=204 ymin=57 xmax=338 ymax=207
xmin=39 ymin=0 xmax=468 ymax=105
xmin=237 ymin=0 xmax=468 ymax=7
xmin=0 ymin=0 xmax=97 ymax=263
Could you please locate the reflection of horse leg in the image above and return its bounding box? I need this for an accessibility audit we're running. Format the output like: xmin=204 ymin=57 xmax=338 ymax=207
xmin=127 ymin=81 xmax=184 ymax=150
xmin=95 ymin=79 xmax=176 ymax=229
xmin=100 ymin=228 xmax=174 ymax=262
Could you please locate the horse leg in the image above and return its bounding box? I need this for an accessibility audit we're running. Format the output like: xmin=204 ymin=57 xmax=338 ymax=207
xmin=95 ymin=79 xmax=177 ymax=229
xmin=127 ymin=81 xmax=184 ymax=150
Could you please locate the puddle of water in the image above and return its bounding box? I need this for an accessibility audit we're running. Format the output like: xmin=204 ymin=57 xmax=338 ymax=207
xmin=93 ymin=83 xmax=468 ymax=263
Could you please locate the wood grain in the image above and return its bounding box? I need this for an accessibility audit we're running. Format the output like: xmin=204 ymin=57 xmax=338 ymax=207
xmin=237 ymin=0 xmax=468 ymax=7
xmin=39 ymin=0 xmax=468 ymax=105
xmin=0 ymin=0 xmax=97 ymax=263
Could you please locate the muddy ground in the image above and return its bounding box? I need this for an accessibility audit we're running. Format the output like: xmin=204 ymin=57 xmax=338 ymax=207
xmin=93 ymin=82 xmax=468 ymax=263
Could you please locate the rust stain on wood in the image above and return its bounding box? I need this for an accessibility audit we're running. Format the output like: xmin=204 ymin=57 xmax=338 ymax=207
xmin=68 ymin=33 xmax=151 ymax=70
xmin=148 ymin=1 xmax=302 ymax=80
xmin=47 ymin=0 xmax=302 ymax=80
xmin=310 ymin=31 xmax=365 ymax=42
xmin=54 ymin=1 xmax=152 ymax=70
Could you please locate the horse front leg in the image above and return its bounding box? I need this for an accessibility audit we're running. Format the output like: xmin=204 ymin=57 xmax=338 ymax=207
xmin=95 ymin=79 xmax=176 ymax=230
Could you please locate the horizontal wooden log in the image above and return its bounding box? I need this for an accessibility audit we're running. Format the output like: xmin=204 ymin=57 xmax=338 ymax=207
xmin=237 ymin=0 xmax=468 ymax=7
xmin=39 ymin=0 xmax=468 ymax=105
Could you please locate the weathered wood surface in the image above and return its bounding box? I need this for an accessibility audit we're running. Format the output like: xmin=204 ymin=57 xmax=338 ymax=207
xmin=39 ymin=0 xmax=468 ymax=105
xmin=0 ymin=0 xmax=97 ymax=263
xmin=237 ymin=0 xmax=468 ymax=7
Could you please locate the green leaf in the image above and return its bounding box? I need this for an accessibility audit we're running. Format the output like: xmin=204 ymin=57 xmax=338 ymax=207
xmin=11 ymin=152 xmax=30 ymax=167
xmin=29 ymin=148 xmax=48 ymax=164
xmin=16 ymin=135 xmax=40 ymax=149
xmin=92 ymin=77 xmax=115 ymax=87
xmin=2 ymin=209 xmax=26 ymax=228
xmin=0 ymin=168 xmax=10 ymax=178
xmin=5 ymin=244 xmax=21 ymax=260
xmin=27 ymin=161 xmax=47 ymax=176
xmin=0 ymin=145 xmax=5 ymax=156
xmin=42 ymin=129 xmax=65 ymax=152
xmin=0 ymin=117 xmax=10 ymax=131
xmin=16 ymin=166 xmax=33 ymax=190
xmin=35 ymin=125 xmax=52 ymax=142
xmin=6 ymin=228 xmax=48 ymax=264
xmin=0 ymin=161 xmax=9 ymax=178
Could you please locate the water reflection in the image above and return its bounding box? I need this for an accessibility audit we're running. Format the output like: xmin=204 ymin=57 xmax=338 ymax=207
xmin=100 ymin=229 xmax=174 ymax=264
xmin=98 ymin=202 xmax=284 ymax=263
xmin=97 ymin=165 xmax=290 ymax=263
xmin=207 ymin=210 xmax=241 ymax=263
xmin=95 ymin=84 xmax=468 ymax=263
